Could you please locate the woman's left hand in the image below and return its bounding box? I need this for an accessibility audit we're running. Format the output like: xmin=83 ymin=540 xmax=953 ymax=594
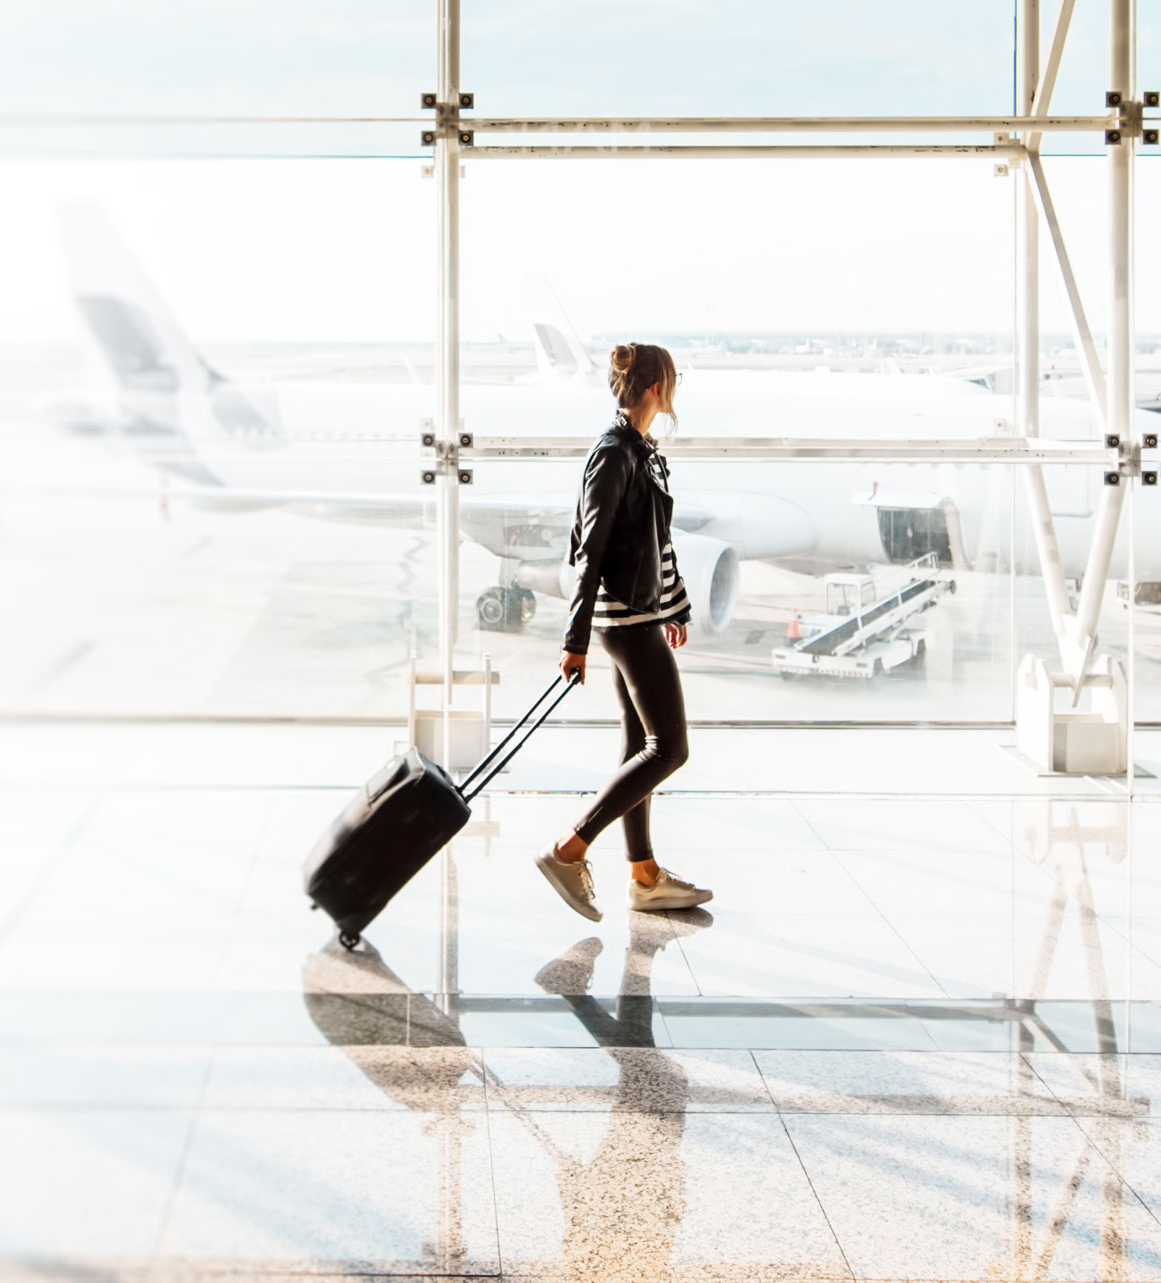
xmin=665 ymin=622 xmax=687 ymax=650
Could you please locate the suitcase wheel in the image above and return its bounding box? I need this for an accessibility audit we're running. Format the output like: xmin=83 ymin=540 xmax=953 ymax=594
xmin=339 ymin=931 xmax=361 ymax=951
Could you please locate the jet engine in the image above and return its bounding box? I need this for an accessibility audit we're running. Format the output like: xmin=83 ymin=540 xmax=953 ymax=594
xmin=671 ymin=533 xmax=739 ymax=634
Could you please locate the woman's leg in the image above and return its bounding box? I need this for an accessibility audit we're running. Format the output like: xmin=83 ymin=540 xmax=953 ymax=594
xmin=612 ymin=658 xmax=654 ymax=862
xmin=568 ymin=625 xmax=688 ymax=856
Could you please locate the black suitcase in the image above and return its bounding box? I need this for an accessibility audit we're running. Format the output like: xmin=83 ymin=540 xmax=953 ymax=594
xmin=304 ymin=672 xmax=579 ymax=948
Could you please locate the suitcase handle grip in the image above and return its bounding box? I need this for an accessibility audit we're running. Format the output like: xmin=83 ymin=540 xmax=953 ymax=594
xmin=460 ymin=671 xmax=580 ymax=802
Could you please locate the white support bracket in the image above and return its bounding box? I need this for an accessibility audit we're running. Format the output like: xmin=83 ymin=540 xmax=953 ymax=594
xmin=420 ymin=420 xmax=475 ymax=486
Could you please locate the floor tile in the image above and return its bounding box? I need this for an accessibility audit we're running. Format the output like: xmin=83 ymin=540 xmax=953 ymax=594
xmin=23 ymin=790 xmax=268 ymax=928
xmin=448 ymin=996 xmax=672 ymax=1049
xmin=677 ymin=850 xmax=878 ymax=916
xmin=784 ymin=1113 xmax=1161 ymax=1280
xmin=487 ymin=1110 xmax=850 ymax=1279
xmin=1105 ymin=915 xmax=1161 ymax=968
xmin=792 ymin=798 xmax=1013 ymax=854
xmin=1025 ymin=1052 xmax=1161 ymax=1119
xmin=213 ymin=859 xmax=444 ymax=994
xmin=202 ymin=1045 xmax=486 ymax=1112
xmin=921 ymin=1000 xmax=1161 ymax=1054
xmin=969 ymin=796 xmax=1129 ymax=864
xmin=754 ymin=1050 xmax=1065 ymax=1115
xmin=0 ymin=1108 xmax=193 ymax=1260
xmin=1064 ymin=1116 xmax=1161 ymax=1228
xmin=156 ymin=1110 xmax=499 ymax=1272
xmin=0 ymin=790 xmax=99 ymax=937
xmin=657 ymin=1000 xmax=939 ymax=1051
xmin=673 ymin=912 xmax=944 ymax=999
xmin=0 ymin=1043 xmax=212 ymax=1107
xmin=1018 ymin=1000 xmax=1161 ymax=1054
xmin=0 ymin=919 xmax=236 ymax=993
xmin=0 ymin=990 xmax=400 ymax=1047
xmin=483 ymin=1047 xmax=775 ymax=1113
xmin=881 ymin=909 xmax=1161 ymax=1001
xmin=834 ymin=847 xmax=1049 ymax=920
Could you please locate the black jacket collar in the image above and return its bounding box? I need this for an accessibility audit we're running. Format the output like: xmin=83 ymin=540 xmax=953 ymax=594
xmin=611 ymin=410 xmax=657 ymax=453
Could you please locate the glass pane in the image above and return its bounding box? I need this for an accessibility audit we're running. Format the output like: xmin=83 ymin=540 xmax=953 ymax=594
xmin=1035 ymin=157 xmax=1158 ymax=445
xmin=460 ymin=158 xmax=1013 ymax=378
xmin=464 ymin=0 xmax=1015 ymax=118
xmin=0 ymin=0 xmax=431 ymax=116
xmin=462 ymin=456 xmax=1016 ymax=724
xmin=0 ymin=0 xmax=431 ymax=156
xmin=0 ymin=159 xmax=437 ymax=718
xmin=456 ymin=156 xmax=1017 ymax=724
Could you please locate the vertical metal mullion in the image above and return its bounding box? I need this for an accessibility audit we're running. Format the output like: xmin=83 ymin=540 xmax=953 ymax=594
xmin=1124 ymin=0 xmax=1138 ymax=794
xmin=1070 ymin=0 xmax=1133 ymax=675
xmin=1017 ymin=0 xmax=1072 ymax=665
xmin=433 ymin=0 xmax=462 ymax=1055
xmin=436 ymin=0 xmax=461 ymax=769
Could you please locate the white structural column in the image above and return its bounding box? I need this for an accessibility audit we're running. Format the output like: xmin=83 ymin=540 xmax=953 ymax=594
xmin=1017 ymin=0 xmax=1073 ymax=651
xmin=435 ymin=0 xmax=462 ymax=765
xmin=1069 ymin=0 xmax=1134 ymax=682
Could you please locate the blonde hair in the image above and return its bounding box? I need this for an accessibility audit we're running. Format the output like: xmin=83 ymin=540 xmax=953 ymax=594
xmin=609 ymin=342 xmax=678 ymax=433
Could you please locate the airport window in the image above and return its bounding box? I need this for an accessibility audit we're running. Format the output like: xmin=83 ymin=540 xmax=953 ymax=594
xmin=0 ymin=1 xmax=1153 ymax=772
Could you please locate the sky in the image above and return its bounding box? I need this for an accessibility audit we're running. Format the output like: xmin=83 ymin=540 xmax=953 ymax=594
xmin=0 ymin=2 xmax=1156 ymax=347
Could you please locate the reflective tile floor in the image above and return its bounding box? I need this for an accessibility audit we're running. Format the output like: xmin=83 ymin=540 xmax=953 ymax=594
xmin=4 ymin=738 xmax=1161 ymax=1280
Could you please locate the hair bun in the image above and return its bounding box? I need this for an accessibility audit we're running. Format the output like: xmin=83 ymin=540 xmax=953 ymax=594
xmin=610 ymin=344 xmax=636 ymax=374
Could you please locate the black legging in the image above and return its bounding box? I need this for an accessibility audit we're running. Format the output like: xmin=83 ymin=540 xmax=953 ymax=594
xmin=572 ymin=623 xmax=689 ymax=861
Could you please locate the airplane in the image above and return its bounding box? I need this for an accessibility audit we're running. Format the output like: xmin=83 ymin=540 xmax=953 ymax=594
xmin=45 ymin=203 xmax=1161 ymax=639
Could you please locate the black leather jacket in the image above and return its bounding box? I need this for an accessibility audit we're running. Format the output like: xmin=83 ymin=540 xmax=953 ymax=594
xmin=563 ymin=413 xmax=687 ymax=655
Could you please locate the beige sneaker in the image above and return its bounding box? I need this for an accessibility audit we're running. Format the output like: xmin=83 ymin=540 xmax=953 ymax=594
xmin=628 ymin=867 xmax=713 ymax=912
xmin=535 ymin=844 xmax=603 ymax=921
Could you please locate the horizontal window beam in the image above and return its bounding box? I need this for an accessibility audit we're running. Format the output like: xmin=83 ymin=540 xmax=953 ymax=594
xmin=467 ymin=144 xmax=1028 ymax=161
xmin=465 ymin=436 xmax=1123 ymax=465
xmin=469 ymin=114 xmax=1115 ymax=134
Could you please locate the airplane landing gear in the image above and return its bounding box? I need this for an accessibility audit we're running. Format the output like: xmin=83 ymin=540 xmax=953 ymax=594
xmin=476 ymin=586 xmax=536 ymax=631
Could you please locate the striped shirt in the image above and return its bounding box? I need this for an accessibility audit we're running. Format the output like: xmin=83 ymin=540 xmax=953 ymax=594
xmin=592 ymin=541 xmax=691 ymax=630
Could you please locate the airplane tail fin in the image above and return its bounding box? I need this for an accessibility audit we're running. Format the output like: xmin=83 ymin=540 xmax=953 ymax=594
xmin=526 ymin=275 xmax=599 ymax=382
xmin=56 ymin=201 xmax=216 ymax=395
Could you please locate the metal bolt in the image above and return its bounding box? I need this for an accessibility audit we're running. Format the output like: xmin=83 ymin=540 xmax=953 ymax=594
xmin=459 ymin=92 xmax=475 ymax=109
xmin=459 ymin=130 xmax=474 ymax=147
xmin=1106 ymin=433 xmax=1122 ymax=449
xmin=421 ymin=432 xmax=436 ymax=448
xmin=1105 ymin=472 xmax=1122 ymax=487
xmin=1145 ymin=90 xmax=1160 ymax=108
xmin=1144 ymin=472 xmax=1159 ymax=486
xmin=1146 ymin=130 xmax=1160 ymax=146
xmin=421 ymin=130 xmax=436 ymax=146
xmin=1107 ymin=90 xmax=1124 ymax=108
xmin=459 ymin=470 xmax=473 ymax=485
xmin=421 ymin=470 xmax=437 ymax=485
xmin=421 ymin=92 xmax=437 ymax=109
xmin=1106 ymin=129 xmax=1122 ymax=145
xmin=1145 ymin=433 xmax=1159 ymax=450
xmin=459 ymin=432 xmax=473 ymax=448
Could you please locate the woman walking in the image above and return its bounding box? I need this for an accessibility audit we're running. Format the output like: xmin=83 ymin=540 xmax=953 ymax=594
xmin=537 ymin=343 xmax=713 ymax=921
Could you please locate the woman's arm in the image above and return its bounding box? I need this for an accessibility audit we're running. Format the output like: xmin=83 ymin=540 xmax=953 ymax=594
xmin=562 ymin=443 xmax=632 ymax=659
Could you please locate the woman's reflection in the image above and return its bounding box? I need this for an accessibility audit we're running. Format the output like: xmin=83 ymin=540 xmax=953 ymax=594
xmin=302 ymin=909 xmax=712 ymax=1281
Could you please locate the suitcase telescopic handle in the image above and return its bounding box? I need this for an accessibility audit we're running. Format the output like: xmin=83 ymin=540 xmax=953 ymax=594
xmin=459 ymin=670 xmax=581 ymax=803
